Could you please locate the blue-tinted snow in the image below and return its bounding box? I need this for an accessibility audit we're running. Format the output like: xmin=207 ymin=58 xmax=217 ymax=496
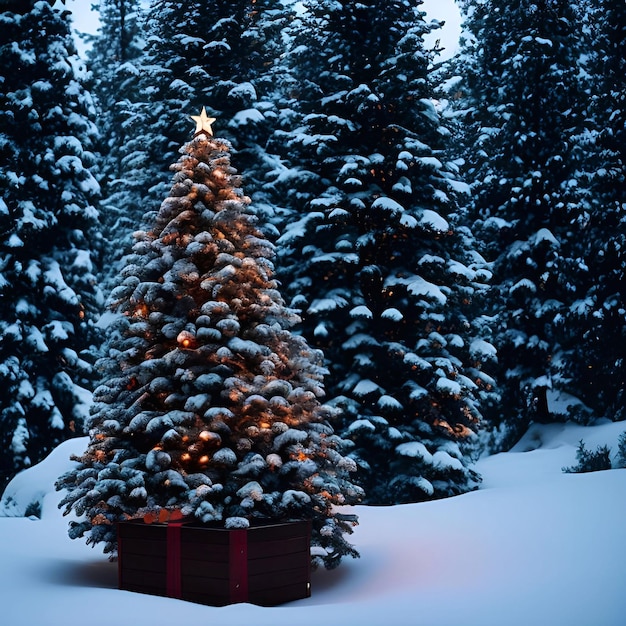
xmin=380 ymin=308 xmax=403 ymax=321
xmin=436 ymin=377 xmax=462 ymax=396
xmin=419 ymin=208 xmax=449 ymax=232
xmin=377 ymin=395 xmax=403 ymax=411
xmin=352 ymin=379 xmax=383 ymax=397
xmin=349 ymin=305 xmax=373 ymax=319
xmin=2 ymin=420 xmax=626 ymax=625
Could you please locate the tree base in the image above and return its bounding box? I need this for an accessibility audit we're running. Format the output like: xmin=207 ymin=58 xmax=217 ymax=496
xmin=117 ymin=518 xmax=312 ymax=606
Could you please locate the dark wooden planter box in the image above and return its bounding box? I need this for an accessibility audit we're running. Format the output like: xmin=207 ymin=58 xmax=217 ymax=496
xmin=117 ymin=518 xmax=312 ymax=606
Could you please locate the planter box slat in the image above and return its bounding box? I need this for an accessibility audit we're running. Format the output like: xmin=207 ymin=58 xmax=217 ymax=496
xmin=247 ymin=536 xmax=309 ymax=559
xmin=247 ymin=523 xmax=311 ymax=542
xmin=119 ymin=536 xmax=167 ymax=556
xmin=181 ymin=543 xmax=230 ymax=563
xmin=249 ymin=566 xmax=310 ymax=591
xmin=248 ymin=582 xmax=311 ymax=606
xmin=182 ymin=527 xmax=232 ymax=546
xmin=180 ymin=558 xmax=231 ymax=581
xmin=120 ymin=568 xmax=165 ymax=589
xmin=182 ymin=575 xmax=230 ymax=595
xmin=119 ymin=524 xmax=167 ymax=541
xmin=118 ymin=519 xmax=311 ymax=606
xmin=248 ymin=551 xmax=309 ymax=576
xmin=119 ymin=552 xmax=166 ymax=572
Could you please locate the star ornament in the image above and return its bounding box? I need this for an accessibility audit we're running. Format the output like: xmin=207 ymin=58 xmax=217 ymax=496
xmin=191 ymin=107 xmax=216 ymax=136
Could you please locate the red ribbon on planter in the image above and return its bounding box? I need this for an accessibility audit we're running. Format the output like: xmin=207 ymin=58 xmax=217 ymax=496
xmin=166 ymin=521 xmax=184 ymax=599
xmin=229 ymin=529 xmax=249 ymax=603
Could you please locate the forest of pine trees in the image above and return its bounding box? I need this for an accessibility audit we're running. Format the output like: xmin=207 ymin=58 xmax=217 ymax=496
xmin=0 ymin=0 xmax=102 ymax=491
xmin=1 ymin=0 xmax=624 ymax=526
xmin=454 ymin=0 xmax=625 ymax=446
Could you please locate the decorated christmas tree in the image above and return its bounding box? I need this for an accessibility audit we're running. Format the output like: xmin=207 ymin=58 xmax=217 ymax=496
xmin=57 ymin=111 xmax=362 ymax=569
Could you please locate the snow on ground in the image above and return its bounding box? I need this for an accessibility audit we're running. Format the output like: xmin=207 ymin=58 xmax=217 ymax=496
xmin=2 ymin=420 xmax=625 ymax=626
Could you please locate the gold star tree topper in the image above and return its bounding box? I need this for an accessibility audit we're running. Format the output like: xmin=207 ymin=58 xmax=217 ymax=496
xmin=191 ymin=107 xmax=216 ymax=136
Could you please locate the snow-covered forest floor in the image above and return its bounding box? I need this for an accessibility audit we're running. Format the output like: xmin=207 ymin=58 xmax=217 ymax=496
xmin=2 ymin=419 xmax=625 ymax=626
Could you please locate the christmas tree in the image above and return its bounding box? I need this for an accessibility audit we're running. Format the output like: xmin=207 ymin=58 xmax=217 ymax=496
xmin=58 ymin=111 xmax=362 ymax=569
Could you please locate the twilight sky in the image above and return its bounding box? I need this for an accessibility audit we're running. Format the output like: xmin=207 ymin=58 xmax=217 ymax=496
xmin=62 ymin=0 xmax=463 ymax=60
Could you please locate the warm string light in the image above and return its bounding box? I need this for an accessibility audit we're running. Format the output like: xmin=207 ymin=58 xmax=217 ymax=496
xmin=294 ymin=450 xmax=309 ymax=462
xmin=133 ymin=303 xmax=149 ymax=318
xmin=176 ymin=330 xmax=196 ymax=349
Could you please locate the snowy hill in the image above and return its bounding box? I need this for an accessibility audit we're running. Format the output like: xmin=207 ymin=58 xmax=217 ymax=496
xmin=2 ymin=421 xmax=625 ymax=626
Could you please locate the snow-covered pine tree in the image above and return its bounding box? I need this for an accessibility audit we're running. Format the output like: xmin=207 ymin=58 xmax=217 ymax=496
xmin=0 ymin=0 xmax=101 ymax=490
xmin=83 ymin=0 xmax=146 ymax=285
xmin=57 ymin=114 xmax=362 ymax=569
xmin=456 ymin=0 xmax=592 ymax=439
xmin=566 ymin=0 xmax=625 ymax=421
xmin=269 ymin=0 xmax=497 ymax=504
xmin=110 ymin=0 xmax=291 ymax=242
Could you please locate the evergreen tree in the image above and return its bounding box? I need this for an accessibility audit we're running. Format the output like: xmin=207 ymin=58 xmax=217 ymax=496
xmin=270 ymin=0 xmax=496 ymax=504
xmin=84 ymin=0 xmax=146 ymax=283
xmin=57 ymin=114 xmax=362 ymax=569
xmin=110 ymin=0 xmax=292 ymax=246
xmin=456 ymin=0 xmax=592 ymax=439
xmin=566 ymin=0 xmax=625 ymax=421
xmin=0 ymin=0 xmax=101 ymax=490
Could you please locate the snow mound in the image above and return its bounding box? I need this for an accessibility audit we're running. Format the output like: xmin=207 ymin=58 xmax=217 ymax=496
xmin=0 ymin=437 xmax=88 ymax=518
xmin=1 ymin=423 xmax=626 ymax=626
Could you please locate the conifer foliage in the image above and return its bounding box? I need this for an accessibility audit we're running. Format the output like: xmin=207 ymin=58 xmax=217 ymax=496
xmin=271 ymin=0 xmax=496 ymax=504
xmin=112 ymin=0 xmax=289 ymax=237
xmin=84 ymin=0 xmax=146 ymax=278
xmin=456 ymin=0 xmax=592 ymax=435
xmin=58 ymin=118 xmax=362 ymax=569
xmin=568 ymin=0 xmax=626 ymax=421
xmin=0 ymin=0 xmax=100 ymax=490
